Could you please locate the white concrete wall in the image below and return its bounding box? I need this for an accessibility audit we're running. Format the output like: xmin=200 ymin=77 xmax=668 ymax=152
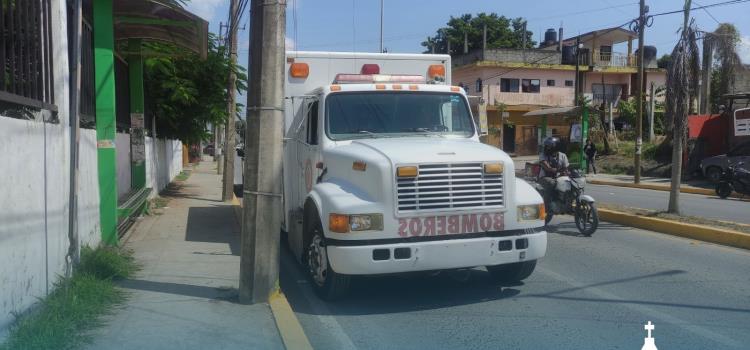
xmin=145 ymin=137 xmax=183 ymax=196
xmin=116 ymin=133 xmax=131 ymax=197
xmin=0 ymin=0 xmax=72 ymax=333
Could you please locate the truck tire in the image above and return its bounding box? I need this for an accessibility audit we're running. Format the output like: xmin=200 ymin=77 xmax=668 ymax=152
xmin=304 ymin=218 xmax=350 ymax=301
xmin=486 ymin=260 xmax=537 ymax=283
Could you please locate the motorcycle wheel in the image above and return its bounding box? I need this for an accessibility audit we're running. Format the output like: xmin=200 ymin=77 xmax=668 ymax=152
xmin=575 ymin=201 xmax=599 ymax=236
xmin=715 ymin=182 xmax=732 ymax=199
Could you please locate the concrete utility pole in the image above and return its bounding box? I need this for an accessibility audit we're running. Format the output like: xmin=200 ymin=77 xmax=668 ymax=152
xmin=574 ymin=36 xmax=581 ymax=106
xmin=634 ymin=0 xmax=646 ymax=184
xmin=239 ymin=0 xmax=286 ymax=304
xmin=222 ymin=0 xmax=240 ymax=201
xmin=463 ymin=31 xmax=468 ymax=54
xmin=648 ymin=81 xmax=655 ymax=141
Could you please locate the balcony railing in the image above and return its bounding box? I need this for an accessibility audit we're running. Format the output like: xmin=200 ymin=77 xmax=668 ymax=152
xmin=488 ymin=86 xmax=575 ymax=107
xmin=591 ymin=49 xmax=636 ymax=68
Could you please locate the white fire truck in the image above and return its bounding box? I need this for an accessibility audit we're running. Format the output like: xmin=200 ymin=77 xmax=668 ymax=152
xmin=283 ymin=51 xmax=547 ymax=299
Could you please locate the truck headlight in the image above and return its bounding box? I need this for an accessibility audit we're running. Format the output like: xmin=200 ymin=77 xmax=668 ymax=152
xmin=329 ymin=213 xmax=384 ymax=233
xmin=518 ymin=204 xmax=545 ymax=221
xmin=350 ymin=214 xmax=383 ymax=231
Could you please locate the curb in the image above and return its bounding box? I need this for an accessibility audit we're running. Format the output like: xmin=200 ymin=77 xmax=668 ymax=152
xmin=269 ymin=291 xmax=314 ymax=350
xmin=598 ymin=208 xmax=750 ymax=250
xmin=588 ymin=179 xmax=748 ymax=201
xmin=230 ymin=196 xmax=313 ymax=350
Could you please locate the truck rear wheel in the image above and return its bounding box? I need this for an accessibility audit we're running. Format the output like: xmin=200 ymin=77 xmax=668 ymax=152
xmin=305 ymin=219 xmax=350 ymax=301
xmin=486 ymin=260 xmax=537 ymax=283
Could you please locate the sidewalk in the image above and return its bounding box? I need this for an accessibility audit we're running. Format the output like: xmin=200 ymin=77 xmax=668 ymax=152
xmin=87 ymin=161 xmax=284 ymax=350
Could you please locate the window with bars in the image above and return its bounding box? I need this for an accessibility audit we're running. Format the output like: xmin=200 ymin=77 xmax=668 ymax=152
xmin=0 ymin=0 xmax=56 ymax=115
xmin=67 ymin=0 xmax=96 ymax=128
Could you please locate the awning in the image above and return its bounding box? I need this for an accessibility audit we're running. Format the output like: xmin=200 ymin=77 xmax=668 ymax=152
xmin=113 ymin=0 xmax=209 ymax=59
xmin=523 ymin=106 xmax=582 ymax=117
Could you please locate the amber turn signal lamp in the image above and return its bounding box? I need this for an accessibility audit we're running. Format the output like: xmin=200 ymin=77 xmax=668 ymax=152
xmin=484 ymin=163 xmax=504 ymax=174
xmin=329 ymin=214 xmax=350 ymax=233
xmin=397 ymin=166 xmax=418 ymax=177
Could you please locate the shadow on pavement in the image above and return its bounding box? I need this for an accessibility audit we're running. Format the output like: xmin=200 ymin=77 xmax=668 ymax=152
xmin=547 ymin=221 xmax=625 ymax=237
xmin=280 ymin=246 xmax=522 ymax=316
xmin=118 ymin=279 xmax=239 ymax=302
xmin=186 ymin=206 xmax=241 ymax=255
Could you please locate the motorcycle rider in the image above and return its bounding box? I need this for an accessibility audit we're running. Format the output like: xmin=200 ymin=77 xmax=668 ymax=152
xmin=539 ymin=137 xmax=569 ymax=203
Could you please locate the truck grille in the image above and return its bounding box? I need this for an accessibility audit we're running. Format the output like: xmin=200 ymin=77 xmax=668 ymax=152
xmin=396 ymin=163 xmax=504 ymax=213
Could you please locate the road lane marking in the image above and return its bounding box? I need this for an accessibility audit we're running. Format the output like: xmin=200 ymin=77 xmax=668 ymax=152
xmin=281 ymin=253 xmax=358 ymax=350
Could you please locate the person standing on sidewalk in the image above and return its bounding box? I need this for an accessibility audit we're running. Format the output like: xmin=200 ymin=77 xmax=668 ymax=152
xmin=584 ymin=139 xmax=597 ymax=175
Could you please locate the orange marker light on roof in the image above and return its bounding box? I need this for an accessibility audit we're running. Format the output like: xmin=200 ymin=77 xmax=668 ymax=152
xmin=289 ymin=62 xmax=309 ymax=78
xmin=451 ymin=86 xmax=461 ymax=92
xmin=428 ymin=64 xmax=446 ymax=80
xmin=409 ymin=85 xmax=419 ymax=90
xmin=375 ymin=84 xmax=386 ymax=90
xmin=392 ymin=84 xmax=402 ymax=90
xmin=330 ymin=85 xmax=342 ymax=91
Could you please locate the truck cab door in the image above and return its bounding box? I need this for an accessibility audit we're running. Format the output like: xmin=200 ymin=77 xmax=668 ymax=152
xmin=297 ymin=99 xmax=321 ymax=204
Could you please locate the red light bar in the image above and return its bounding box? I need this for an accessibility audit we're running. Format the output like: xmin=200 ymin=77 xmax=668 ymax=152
xmin=333 ymin=74 xmax=426 ymax=84
xmin=361 ymin=64 xmax=380 ymax=74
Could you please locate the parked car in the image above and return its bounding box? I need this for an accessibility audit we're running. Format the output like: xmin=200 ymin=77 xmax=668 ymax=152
xmin=203 ymin=144 xmax=215 ymax=156
xmin=700 ymin=141 xmax=750 ymax=182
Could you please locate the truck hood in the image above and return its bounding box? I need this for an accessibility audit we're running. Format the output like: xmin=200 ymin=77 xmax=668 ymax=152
xmin=348 ymin=137 xmax=512 ymax=165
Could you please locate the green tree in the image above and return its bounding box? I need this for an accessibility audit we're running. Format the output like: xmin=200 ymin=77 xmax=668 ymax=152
xmin=704 ymin=23 xmax=742 ymax=112
xmin=657 ymin=54 xmax=672 ymax=69
xmin=422 ymin=13 xmax=535 ymax=55
xmin=143 ymin=36 xmax=247 ymax=144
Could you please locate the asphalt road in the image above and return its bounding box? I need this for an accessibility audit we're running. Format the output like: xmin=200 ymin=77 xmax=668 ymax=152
xmin=586 ymin=183 xmax=750 ymax=224
xmin=280 ymin=218 xmax=750 ymax=350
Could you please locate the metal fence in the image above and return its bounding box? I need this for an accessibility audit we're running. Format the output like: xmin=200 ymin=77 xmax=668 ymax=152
xmin=0 ymin=0 xmax=56 ymax=111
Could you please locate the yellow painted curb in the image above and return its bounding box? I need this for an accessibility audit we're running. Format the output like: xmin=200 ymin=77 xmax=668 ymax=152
xmin=230 ymin=197 xmax=313 ymax=350
xmin=269 ymin=291 xmax=314 ymax=350
xmin=589 ymin=179 xmax=748 ymax=200
xmin=598 ymin=208 xmax=750 ymax=250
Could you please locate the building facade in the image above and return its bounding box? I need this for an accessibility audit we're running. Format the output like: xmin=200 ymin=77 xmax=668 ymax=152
xmin=453 ymin=27 xmax=667 ymax=156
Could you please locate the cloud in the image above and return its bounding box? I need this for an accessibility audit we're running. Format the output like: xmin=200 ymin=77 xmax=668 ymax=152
xmin=739 ymin=36 xmax=750 ymax=65
xmin=184 ymin=0 xmax=224 ymax=21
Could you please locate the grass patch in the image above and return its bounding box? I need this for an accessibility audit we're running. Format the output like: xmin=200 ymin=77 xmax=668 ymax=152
xmin=599 ymin=203 xmax=750 ymax=234
xmin=175 ymin=170 xmax=191 ymax=182
xmin=150 ymin=196 xmax=170 ymax=210
xmin=0 ymin=247 xmax=137 ymax=350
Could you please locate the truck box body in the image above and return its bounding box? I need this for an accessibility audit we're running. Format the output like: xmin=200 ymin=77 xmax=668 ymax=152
xmin=281 ymin=51 xmax=546 ymax=288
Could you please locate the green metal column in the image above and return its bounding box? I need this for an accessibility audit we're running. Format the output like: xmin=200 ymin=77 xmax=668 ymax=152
xmin=581 ymin=107 xmax=590 ymax=171
xmin=128 ymin=39 xmax=147 ymax=189
xmin=94 ymin=0 xmax=118 ymax=245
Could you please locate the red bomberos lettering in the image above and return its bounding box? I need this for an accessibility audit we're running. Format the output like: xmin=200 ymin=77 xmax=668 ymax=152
xmin=398 ymin=213 xmax=504 ymax=237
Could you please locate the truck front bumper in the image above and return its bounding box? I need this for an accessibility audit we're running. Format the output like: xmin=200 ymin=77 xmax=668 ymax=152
xmin=326 ymin=231 xmax=547 ymax=275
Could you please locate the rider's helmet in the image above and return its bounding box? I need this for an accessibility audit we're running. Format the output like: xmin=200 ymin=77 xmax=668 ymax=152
xmin=543 ymin=136 xmax=561 ymax=156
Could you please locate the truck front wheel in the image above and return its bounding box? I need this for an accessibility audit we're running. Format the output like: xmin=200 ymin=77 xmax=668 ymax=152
xmin=305 ymin=220 xmax=350 ymax=300
xmin=486 ymin=260 xmax=537 ymax=283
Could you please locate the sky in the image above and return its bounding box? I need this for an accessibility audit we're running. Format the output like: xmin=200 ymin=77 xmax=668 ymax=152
xmin=185 ymin=0 xmax=750 ymax=94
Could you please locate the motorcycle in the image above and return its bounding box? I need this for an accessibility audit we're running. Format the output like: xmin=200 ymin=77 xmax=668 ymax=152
xmin=526 ymin=164 xmax=599 ymax=236
xmin=715 ymin=161 xmax=750 ymax=199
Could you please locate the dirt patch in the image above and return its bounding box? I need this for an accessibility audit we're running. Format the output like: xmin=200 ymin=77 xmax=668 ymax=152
xmin=599 ymin=203 xmax=750 ymax=234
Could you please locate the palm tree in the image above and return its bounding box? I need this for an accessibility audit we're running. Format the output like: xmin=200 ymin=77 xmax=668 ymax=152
xmin=703 ymin=23 xmax=742 ymax=112
xmin=666 ymin=0 xmax=700 ymax=214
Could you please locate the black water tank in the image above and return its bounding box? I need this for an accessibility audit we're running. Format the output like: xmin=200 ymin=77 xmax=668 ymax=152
xmin=562 ymin=45 xmax=576 ymax=65
xmin=639 ymin=46 xmax=658 ymax=67
xmin=545 ymin=28 xmax=557 ymax=44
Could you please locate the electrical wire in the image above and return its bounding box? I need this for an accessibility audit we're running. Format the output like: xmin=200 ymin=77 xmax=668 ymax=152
xmin=649 ymin=0 xmax=750 ymax=18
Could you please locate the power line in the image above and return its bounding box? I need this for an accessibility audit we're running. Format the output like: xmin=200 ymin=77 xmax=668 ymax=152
xmin=526 ymin=2 xmax=638 ymax=22
xmin=650 ymin=0 xmax=750 ymax=18
xmin=693 ymin=0 xmax=722 ymax=24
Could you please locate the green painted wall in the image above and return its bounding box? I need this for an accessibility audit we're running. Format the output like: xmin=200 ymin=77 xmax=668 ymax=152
xmin=129 ymin=39 xmax=147 ymax=189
